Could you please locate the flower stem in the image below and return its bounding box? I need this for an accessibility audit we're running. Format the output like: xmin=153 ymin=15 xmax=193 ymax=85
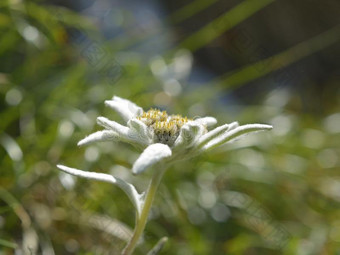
xmin=122 ymin=167 xmax=165 ymax=255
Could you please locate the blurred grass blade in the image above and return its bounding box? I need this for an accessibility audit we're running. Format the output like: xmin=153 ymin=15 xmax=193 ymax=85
xmin=219 ymin=24 xmax=340 ymax=89
xmin=180 ymin=0 xmax=275 ymax=51
xmin=114 ymin=0 xmax=218 ymax=51
xmin=147 ymin=237 xmax=168 ymax=255
xmin=188 ymin=24 xmax=340 ymax=102
xmin=0 ymin=133 xmax=23 ymax=162
xmin=0 ymin=188 xmax=38 ymax=254
xmin=167 ymin=0 xmax=218 ymax=24
xmin=0 ymin=188 xmax=32 ymax=228
xmin=0 ymin=238 xmax=18 ymax=249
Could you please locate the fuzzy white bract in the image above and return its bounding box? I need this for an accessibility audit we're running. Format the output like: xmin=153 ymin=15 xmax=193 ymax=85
xmin=57 ymin=96 xmax=272 ymax=215
xmin=68 ymin=96 xmax=272 ymax=174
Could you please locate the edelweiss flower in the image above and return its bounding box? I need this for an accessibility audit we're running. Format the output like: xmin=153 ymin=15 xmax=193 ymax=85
xmin=61 ymin=96 xmax=272 ymax=175
xmin=57 ymin=96 xmax=272 ymax=255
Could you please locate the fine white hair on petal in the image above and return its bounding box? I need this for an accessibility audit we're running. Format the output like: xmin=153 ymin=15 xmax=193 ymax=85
xmin=132 ymin=143 xmax=172 ymax=175
xmin=196 ymin=123 xmax=231 ymax=148
xmin=196 ymin=122 xmax=240 ymax=148
xmin=97 ymin=117 xmax=149 ymax=146
xmin=56 ymin=165 xmax=143 ymax=216
xmin=57 ymin=164 xmax=117 ymax=183
xmin=97 ymin=117 xmax=130 ymax=136
xmin=194 ymin=117 xmax=217 ymax=128
xmin=128 ymin=119 xmax=153 ymax=144
xmin=111 ymin=96 xmax=143 ymax=115
xmin=77 ymin=130 xmax=119 ymax=146
xmin=203 ymin=124 xmax=273 ymax=150
xmin=173 ymin=121 xmax=205 ymax=149
xmin=227 ymin=121 xmax=239 ymax=130
xmin=105 ymin=96 xmax=143 ymax=122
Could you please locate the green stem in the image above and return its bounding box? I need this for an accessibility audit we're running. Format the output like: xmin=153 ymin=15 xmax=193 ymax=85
xmin=122 ymin=167 xmax=165 ymax=255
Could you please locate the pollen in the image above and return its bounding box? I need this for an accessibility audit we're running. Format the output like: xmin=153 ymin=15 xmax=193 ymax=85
xmin=137 ymin=109 xmax=191 ymax=145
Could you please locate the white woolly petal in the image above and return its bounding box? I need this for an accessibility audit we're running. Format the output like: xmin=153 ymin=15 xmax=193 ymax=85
xmin=132 ymin=144 xmax=172 ymax=175
xmin=227 ymin=121 xmax=239 ymax=130
xmin=78 ymin=130 xmax=118 ymax=146
xmin=194 ymin=117 xmax=217 ymax=128
xmin=57 ymin=165 xmax=144 ymax=216
xmin=196 ymin=123 xmax=231 ymax=148
xmin=105 ymin=96 xmax=143 ymax=122
xmin=128 ymin=118 xmax=152 ymax=144
xmin=196 ymin=121 xmax=239 ymax=148
xmin=97 ymin=117 xmax=149 ymax=146
xmin=203 ymin=124 xmax=273 ymax=150
xmin=173 ymin=121 xmax=206 ymax=149
xmin=97 ymin=116 xmax=129 ymax=136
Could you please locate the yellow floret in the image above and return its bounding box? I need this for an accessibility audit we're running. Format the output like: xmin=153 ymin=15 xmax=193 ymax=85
xmin=137 ymin=109 xmax=192 ymax=145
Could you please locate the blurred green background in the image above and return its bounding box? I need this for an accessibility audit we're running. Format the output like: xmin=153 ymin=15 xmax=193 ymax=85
xmin=1 ymin=0 xmax=339 ymax=254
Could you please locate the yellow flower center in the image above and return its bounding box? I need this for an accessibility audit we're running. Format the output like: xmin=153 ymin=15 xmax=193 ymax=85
xmin=137 ymin=109 xmax=191 ymax=145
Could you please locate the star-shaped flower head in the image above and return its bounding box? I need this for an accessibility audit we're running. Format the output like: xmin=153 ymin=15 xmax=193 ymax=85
xmin=75 ymin=96 xmax=272 ymax=175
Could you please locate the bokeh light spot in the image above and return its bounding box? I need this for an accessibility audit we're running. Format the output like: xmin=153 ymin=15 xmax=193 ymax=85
xmin=323 ymin=113 xmax=340 ymax=134
xmin=5 ymin=88 xmax=23 ymax=106
xmin=85 ymin=146 xmax=100 ymax=162
xmin=211 ymin=203 xmax=230 ymax=222
xmin=317 ymin=149 xmax=338 ymax=168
